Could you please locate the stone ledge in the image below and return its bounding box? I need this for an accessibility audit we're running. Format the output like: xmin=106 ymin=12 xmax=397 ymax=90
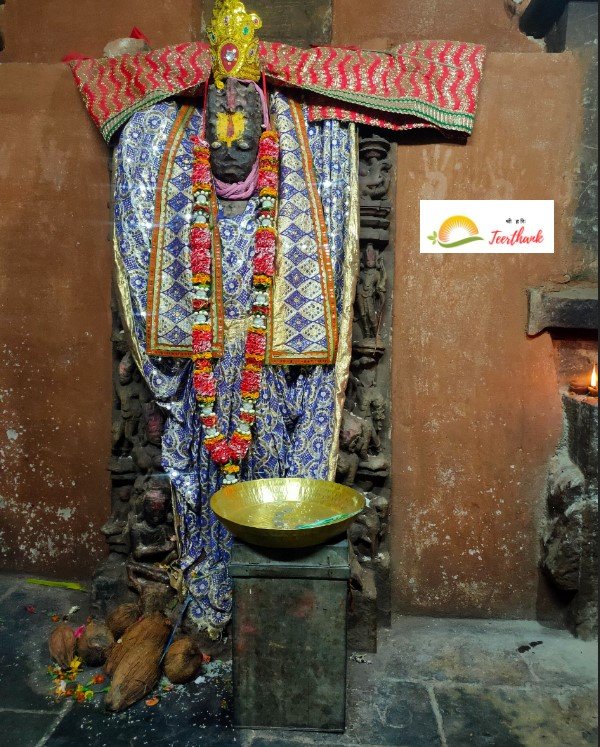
xmin=526 ymin=283 xmax=598 ymax=336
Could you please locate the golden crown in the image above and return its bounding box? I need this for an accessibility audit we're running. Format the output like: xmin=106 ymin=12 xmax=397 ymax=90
xmin=207 ymin=0 xmax=263 ymax=88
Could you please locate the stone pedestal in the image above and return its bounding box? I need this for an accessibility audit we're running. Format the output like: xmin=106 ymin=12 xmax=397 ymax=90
xmin=230 ymin=540 xmax=350 ymax=732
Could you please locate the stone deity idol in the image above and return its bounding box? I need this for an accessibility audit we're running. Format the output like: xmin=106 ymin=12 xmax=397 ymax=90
xmin=67 ymin=1 xmax=485 ymax=634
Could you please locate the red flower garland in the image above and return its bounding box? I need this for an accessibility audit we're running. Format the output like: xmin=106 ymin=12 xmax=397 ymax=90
xmin=189 ymin=130 xmax=280 ymax=483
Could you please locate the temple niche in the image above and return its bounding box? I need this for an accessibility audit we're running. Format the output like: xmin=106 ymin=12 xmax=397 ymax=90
xmin=92 ymin=130 xmax=397 ymax=652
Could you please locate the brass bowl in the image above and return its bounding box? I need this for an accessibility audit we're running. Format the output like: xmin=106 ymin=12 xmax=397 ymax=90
xmin=210 ymin=478 xmax=365 ymax=549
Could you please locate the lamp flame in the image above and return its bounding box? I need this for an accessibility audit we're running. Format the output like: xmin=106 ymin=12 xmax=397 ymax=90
xmin=591 ymin=365 xmax=598 ymax=389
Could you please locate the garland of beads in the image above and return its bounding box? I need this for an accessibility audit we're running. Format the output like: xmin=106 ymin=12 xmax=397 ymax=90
xmin=189 ymin=130 xmax=280 ymax=484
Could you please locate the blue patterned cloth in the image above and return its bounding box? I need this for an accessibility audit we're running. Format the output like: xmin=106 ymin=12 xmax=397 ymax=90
xmin=113 ymin=95 xmax=353 ymax=632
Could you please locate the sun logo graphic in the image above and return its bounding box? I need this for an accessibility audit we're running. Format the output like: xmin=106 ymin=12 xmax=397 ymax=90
xmin=428 ymin=215 xmax=484 ymax=248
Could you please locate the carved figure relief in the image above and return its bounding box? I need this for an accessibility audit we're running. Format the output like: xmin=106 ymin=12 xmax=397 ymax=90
xmin=336 ymin=132 xmax=395 ymax=647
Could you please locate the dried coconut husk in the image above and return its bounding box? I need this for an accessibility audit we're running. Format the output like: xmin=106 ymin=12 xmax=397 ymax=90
xmin=163 ymin=637 xmax=204 ymax=684
xmin=48 ymin=623 xmax=75 ymax=668
xmin=106 ymin=602 xmax=141 ymax=640
xmin=105 ymin=640 xmax=162 ymax=712
xmin=104 ymin=612 xmax=171 ymax=676
xmin=76 ymin=620 xmax=114 ymax=667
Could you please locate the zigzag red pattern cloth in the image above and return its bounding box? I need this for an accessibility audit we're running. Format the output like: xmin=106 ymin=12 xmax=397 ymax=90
xmin=69 ymin=40 xmax=485 ymax=142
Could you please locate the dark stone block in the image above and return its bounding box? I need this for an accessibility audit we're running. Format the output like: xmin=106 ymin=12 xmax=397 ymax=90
xmin=347 ymin=566 xmax=378 ymax=653
xmin=202 ymin=0 xmax=332 ymax=47
xmin=91 ymin=556 xmax=137 ymax=617
xmin=527 ymin=285 xmax=598 ymax=336
xmin=563 ymin=394 xmax=599 ymax=479
xmin=0 ymin=711 xmax=60 ymax=746
xmin=543 ymin=497 xmax=598 ymax=640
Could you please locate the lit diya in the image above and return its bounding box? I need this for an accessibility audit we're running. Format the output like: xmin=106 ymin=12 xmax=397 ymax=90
xmin=569 ymin=364 xmax=598 ymax=398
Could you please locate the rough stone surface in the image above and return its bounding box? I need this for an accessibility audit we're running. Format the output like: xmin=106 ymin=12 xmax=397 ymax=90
xmin=0 ymin=0 xmax=202 ymax=62
xmin=388 ymin=52 xmax=586 ymax=618
xmin=0 ymin=64 xmax=112 ymax=578
xmin=332 ymin=0 xmax=540 ymax=52
xmin=203 ymin=0 xmax=332 ymax=46
xmin=546 ymin=450 xmax=586 ymax=516
xmin=566 ymin=1 xmax=598 ymax=272
xmin=544 ymin=499 xmax=593 ymax=592
xmin=527 ymin=283 xmax=598 ymax=335
xmin=564 ymin=393 xmax=599 ymax=479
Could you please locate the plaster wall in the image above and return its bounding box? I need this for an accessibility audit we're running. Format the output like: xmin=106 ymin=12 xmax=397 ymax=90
xmin=0 ymin=65 xmax=112 ymax=578
xmin=388 ymin=52 xmax=586 ymax=617
xmin=0 ymin=0 xmax=202 ymax=62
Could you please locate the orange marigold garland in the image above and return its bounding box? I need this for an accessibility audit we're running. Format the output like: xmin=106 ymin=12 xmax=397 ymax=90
xmin=190 ymin=130 xmax=279 ymax=484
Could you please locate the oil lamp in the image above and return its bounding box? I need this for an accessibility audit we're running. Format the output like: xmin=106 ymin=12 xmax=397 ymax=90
xmin=589 ymin=364 xmax=598 ymax=398
xmin=569 ymin=363 xmax=598 ymax=397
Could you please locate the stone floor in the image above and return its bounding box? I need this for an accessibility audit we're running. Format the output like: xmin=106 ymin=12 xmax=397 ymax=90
xmin=0 ymin=572 xmax=597 ymax=747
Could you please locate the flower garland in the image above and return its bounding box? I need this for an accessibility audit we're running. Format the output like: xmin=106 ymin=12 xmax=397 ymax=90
xmin=189 ymin=129 xmax=279 ymax=484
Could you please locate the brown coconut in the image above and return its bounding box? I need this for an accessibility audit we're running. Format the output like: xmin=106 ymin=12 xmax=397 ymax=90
xmin=106 ymin=602 xmax=141 ymax=640
xmin=163 ymin=637 xmax=204 ymax=684
xmin=48 ymin=623 xmax=76 ymax=668
xmin=104 ymin=612 xmax=171 ymax=676
xmin=105 ymin=640 xmax=162 ymax=712
xmin=76 ymin=620 xmax=115 ymax=667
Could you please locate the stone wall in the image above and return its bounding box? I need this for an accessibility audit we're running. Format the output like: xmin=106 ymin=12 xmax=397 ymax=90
xmin=387 ymin=52 xmax=586 ymax=618
xmin=0 ymin=64 xmax=112 ymax=577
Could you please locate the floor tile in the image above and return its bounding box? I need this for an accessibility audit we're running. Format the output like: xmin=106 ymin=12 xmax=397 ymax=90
xmin=0 ymin=581 xmax=89 ymax=712
xmin=436 ymin=684 xmax=598 ymax=747
xmin=0 ymin=710 xmax=61 ymax=747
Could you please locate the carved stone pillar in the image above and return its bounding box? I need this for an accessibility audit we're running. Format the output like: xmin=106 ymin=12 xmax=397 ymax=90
xmin=339 ymin=131 xmax=396 ymax=652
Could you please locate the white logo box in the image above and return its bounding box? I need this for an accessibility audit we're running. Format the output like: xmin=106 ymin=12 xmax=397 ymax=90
xmin=420 ymin=200 xmax=554 ymax=254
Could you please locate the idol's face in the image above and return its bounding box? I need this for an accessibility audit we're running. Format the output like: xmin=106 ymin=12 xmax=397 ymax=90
xmin=206 ymin=80 xmax=263 ymax=184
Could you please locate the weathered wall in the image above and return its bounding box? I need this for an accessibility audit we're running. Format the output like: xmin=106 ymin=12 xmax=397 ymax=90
xmin=565 ymin=1 xmax=598 ymax=273
xmin=0 ymin=0 xmax=202 ymax=62
xmin=0 ymin=65 xmax=112 ymax=578
xmin=388 ymin=52 xmax=585 ymax=617
xmin=0 ymin=2 xmax=592 ymax=620
xmin=332 ymin=0 xmax=540 ymax=52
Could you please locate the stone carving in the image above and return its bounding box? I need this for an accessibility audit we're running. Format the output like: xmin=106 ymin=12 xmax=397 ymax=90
xmin=542 ymin=395 xmax=598 ymax=640
xmin=206 ymin=79 xmax=264 ymax=184
xmin=337 ymin=132 xmax=395 ymax=650
xmin=130 ymin=485 xmax=177 ymax=563
xmin=92 ymin=298 xmax=176 ymax=616
xmin=356 ymin=243 xmax=387 ymax=341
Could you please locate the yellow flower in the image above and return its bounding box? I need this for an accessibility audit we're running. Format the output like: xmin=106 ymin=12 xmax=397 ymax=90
xmin=68 ymin=657 xmax=83 ymax=674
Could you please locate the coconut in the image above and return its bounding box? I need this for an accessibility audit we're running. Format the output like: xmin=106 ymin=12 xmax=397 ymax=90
xmin=104 ymin=640 xmax=162 ymax=712
xmin=104 ymin=612 xmax=171 ymax=676
xmin=76 ymin=620 xmax=114 ymax=666
xmin=106 ymin=602 xmax=141 ymax=640
xmin=163 ymin=637 xmax=204 ymax=684
xmin=48 ymin=623 xmax=76 ymax=668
